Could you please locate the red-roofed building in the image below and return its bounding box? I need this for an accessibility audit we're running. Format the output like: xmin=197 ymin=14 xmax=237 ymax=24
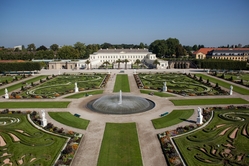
xmin=193 ymin=48 xmax=214 ymax=59
xmin=207 ymin=48 xmax=249 ymax=61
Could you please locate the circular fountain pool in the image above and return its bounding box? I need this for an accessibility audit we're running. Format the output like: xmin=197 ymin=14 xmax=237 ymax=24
xmin=87 ymin=94 xmax=155 ymax=114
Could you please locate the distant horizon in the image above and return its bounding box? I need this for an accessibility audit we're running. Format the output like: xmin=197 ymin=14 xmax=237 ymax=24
xmin=1 ymin=0 xmax=249 ymax=48
xmin=3 ymin=41 xmax=248 ymax=50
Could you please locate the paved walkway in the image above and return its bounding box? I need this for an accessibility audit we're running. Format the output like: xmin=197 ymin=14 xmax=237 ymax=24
xmin=1 ymin=68 xmax=249 ymax=166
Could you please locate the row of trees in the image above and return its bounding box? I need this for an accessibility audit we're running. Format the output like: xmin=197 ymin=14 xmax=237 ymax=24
xmin=0 ymin=39 xmax=205 ymax=60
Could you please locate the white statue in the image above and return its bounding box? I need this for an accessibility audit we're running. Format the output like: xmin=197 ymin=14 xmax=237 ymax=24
xmin=41 ymin=110 xmax=47 ymax=127
xmin=75 ymin=82 xmax=79 ymax=93
xmin=197 ymin=107 xmax=202 ymax=117
xmin=196 ymin=107 xmax=203 ymax=125
xmin=230 ymin=85 xmax=233 ymax=95
xmin=41 ymin=110 xmax=46 ymax=119
xmin=163 ymin=82 xmax=167 ymax=92
xmin=5 ymin=88 xmax=9 ymax=99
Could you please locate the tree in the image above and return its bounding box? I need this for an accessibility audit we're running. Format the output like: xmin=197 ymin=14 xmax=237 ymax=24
xmin=85 ymin=60 xmax=91 ymax=70
xmin=139 ymin=42 xmax=145 ymax=48
xmin=134 ymin=59 xmax=141 ymax=69
xmin=74 ymin=42 xmax=86 ymax=59
xmin=101 ymin=43 xmax=113 ymax=49
xmin=192 ymin=45 xmax=198 ymax=51
xmin=57 ymin=45 xmax=79 ymax=59
xmin=123 ymin=59 xmax=129 ymax=70
xmin=36 ymin=45 xmax=47 ymax=51
xmin=165 ymin=38 xmax=180 ymax=56
xmin=153 ymin=59 xmax=160 ymax=69
xmin=116 ymin=59 xmax=122 ymax=69
xmin=175 ymin=44 xmax=186 ymax=58
xmin=27 ymin=43 xmax=36 ymax=51
xmin=103 ymin=61 xmax=110 ymax=69
xmin=50 ymin=44 xmax=59 ymax=51
xmin=149 ymin=40 xmax=168 ymax=58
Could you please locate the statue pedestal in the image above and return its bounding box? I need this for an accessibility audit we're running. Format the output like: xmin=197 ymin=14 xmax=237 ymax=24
xmin=197 ymin=116 xmax=203 ymax=125
xmin=5 ymin=94 xmax=9 ymax=99
xmin=41 ymin=118 xmax=47 ymax=127
xmin=163 ymin=86 xmax=167 ymax=92
xmin=75 ymin=87 xmax=79 ymax=93
xmin=230 ymin=90 xmax=233 ymax=95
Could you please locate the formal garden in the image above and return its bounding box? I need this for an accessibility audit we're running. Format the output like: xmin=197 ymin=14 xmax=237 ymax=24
xmin=158 ymin=106 xmax=249 ymax=166
xmin=0 ymin=110 xmax=83 ymax=166
xmin=134 ymin=73 xmax=229 ymax=96
xmin=7 ymin=73 xmax=109 ymax=99
xmin=212 ymin=71 xmax=249 ymax=87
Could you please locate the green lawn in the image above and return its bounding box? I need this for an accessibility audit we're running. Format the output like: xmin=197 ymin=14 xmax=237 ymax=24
xmin=140 ymin=89 xmax=175 ymax=97
xmin=195 ymin=74 xmax=249 ymax=95
xmin=174 ymin=109 xmax=249 ymax=165
xmin=113 ymin=74 xmax=130 ymax=92
xmin=97 ymin=123 xmax=142 ymax=166
xmin=0 ymin=75 xmax=47 ymax=96
xmin=0 ymin=113 xmax=68 ymax=165
xmin=152 ymin=109 xmax=194 ymax=129
xmin=0 ymin=101 xmax=70 ymax=108
xmin=64 ymin=90 xmax=104 ymax=98
xmin=170 ymin=98 xmax=249 ymax=106
xmin=48 ymin=112 xmax=89 ymax=129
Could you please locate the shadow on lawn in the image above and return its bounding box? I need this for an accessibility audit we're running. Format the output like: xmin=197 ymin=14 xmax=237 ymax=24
xmin=179 ymin=118 xmax=196 ymax=124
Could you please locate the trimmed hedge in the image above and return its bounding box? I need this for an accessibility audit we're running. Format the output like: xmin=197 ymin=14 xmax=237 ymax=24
xmin=0 ymin=62 xmax=42 ymax=73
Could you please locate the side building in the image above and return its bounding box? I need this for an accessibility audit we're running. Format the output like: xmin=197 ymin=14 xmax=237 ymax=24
xmin=194 ymin=48 xmax=249 ymax=61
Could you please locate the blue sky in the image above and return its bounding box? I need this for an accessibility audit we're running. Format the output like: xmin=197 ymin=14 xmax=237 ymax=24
xmin=0 ymin=0 xmax=249 ymax=48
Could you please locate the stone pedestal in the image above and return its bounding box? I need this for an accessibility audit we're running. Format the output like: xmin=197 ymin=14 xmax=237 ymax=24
xmin=5 ymin=93 xmax=9 ymax=99
xmin=75 ymin=87 xmax=79 ymax=93
xmin=163 ymin=86 xmax=167 ymax=92
xmin=196 ymin=116 xmax=203 ymax=125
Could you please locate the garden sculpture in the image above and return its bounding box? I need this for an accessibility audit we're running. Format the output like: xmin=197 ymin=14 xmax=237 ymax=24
xmin=230 ymin=85 xmax=233 ymax=95
xmin=75 ymin=82 xmax=79 ymax=93
xmin=5 ymin=88 xmax=9 ymax=99
xmin=41 ymin=110 xmax=47 ymax=127
xmin=163 ymin=82 xmax=167 ymax=92
xmin=196 ymin=107 xmax=203 ymax=124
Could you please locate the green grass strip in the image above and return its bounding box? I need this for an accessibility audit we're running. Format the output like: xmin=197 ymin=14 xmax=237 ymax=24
xmin=195 ymin=74 xmax=249 ymax=95
xmin=140 ymin=89 xmax=175 ymax=97
xmin=97 ymin=123 xmax=142 ymax=166
xmin=0 ymin=75 xmax=48 ymax=95
xmin=170 ymin=98 xmax=249 ymax=106
xmin=0 ymin=101 xmax=70 ymax=108
xmin=152 ymin=109 xmax=194 ymax=129
xmin=48 ymin=112 xmax=89 ymax=129
xmin=65 ymin=90 xmax=104 ymax=98
xmin=113 ymin=74 xmax=130 ymax=92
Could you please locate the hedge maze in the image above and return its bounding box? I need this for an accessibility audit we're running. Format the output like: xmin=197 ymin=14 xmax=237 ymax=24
xmin=136 ymin=73 xmax=229 ymax=96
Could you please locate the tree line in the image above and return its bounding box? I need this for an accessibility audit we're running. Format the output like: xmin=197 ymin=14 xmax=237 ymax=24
xmin=0 ymin=39 xmax=205 ymax=60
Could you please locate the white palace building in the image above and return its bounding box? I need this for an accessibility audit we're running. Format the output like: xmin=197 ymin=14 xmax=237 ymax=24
xmin=88 ymin=48 xmax=168 ymax=69
xmin=49 ymin=48 xmax=168 ymax=70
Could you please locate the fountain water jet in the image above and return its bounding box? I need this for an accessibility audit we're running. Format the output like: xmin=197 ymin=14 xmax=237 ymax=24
xmin=118 ymin=90 xmax=122 ymax=105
